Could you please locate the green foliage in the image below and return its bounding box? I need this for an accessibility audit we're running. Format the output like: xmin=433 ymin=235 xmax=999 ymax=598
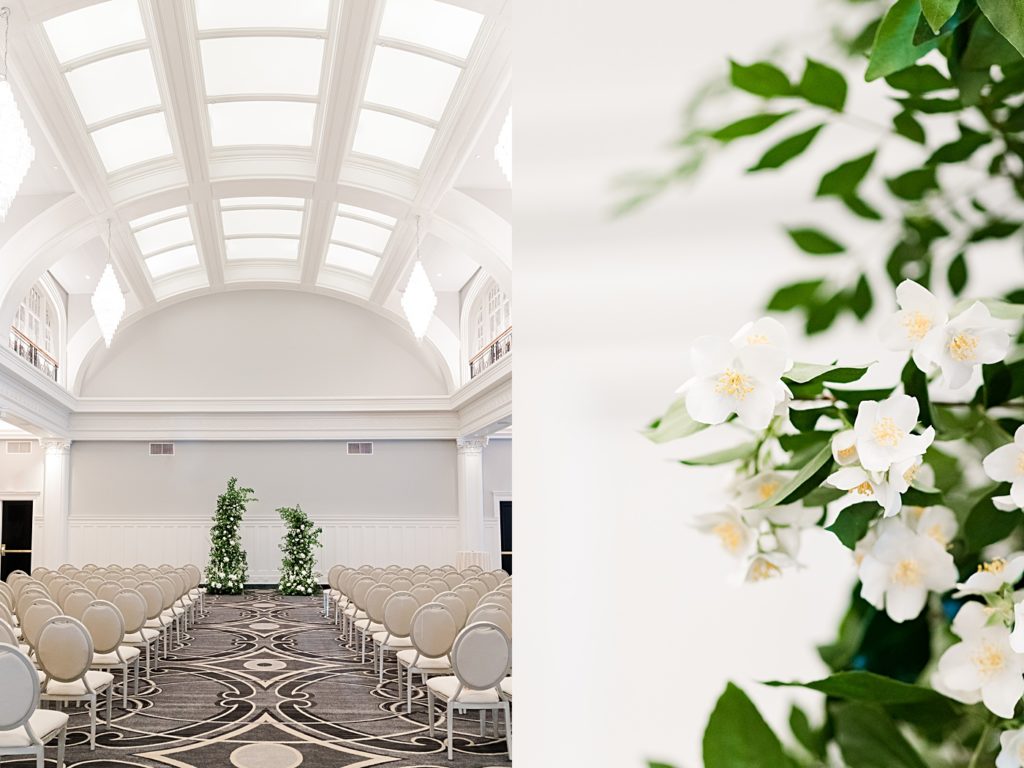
xmin=702 ymin=683 xmax=795 ymax=768
xmin=204 ymin=477 xmax=256 ymax=595
xmin=277 ymin=504 xmax=323 ymax=596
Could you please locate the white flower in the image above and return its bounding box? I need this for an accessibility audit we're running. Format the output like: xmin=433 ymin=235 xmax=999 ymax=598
xmin=679 ymin=332 xmax=790 ymax=430
xmin=733 ymin=471 xmax=790 ymax=508
xmin=730 ymin=317 xmax=793 ymax=370
xmin=905 ymin=505 xmax=958 ymax=548
xmin=827 ymin=465 xmax=902 ymax=517
xmin=831 ymin=430 xmax=858 ymax=466
xmin=744 ymin=552 xmax=793 ymax=582
xmin=880 ymin=279 xmax=948 ymax=356
xmin=916 ymin=301 xmax=1010 ymax=389
xmin=956 ymin=556 xmax=1024 ymax=597
xmin=857 ymin=518 xmax=957 ymax=622
xmin=1012 ymin=603 xmax=1024 ymax=654
xmin=852 ymin=394 xmax=935 ymax=473
xmin=997 ymin=728 xmax=1024 ymax=768
xmin=936 ymin=607 xmax=1024 ymax=718
xmin=694 ymin=507 xmax=752 ymax=558
xmin=984 ymin=426 xmax=1024 ymax=512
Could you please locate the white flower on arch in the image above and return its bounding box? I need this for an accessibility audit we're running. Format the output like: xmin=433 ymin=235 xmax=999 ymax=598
xmin=984 ymin=426 xmax=1024 ymax=512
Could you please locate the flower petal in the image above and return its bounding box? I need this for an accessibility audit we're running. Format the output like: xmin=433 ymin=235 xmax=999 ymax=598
xmin=690 ymin=335 xmax=734 ymax=377
xmin=685 ymin=378 xmax=735 ymax=425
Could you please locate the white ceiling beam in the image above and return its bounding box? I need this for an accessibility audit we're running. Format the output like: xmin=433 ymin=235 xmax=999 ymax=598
xmin=6 ymin=0 xmax=157 ymax=307
xmin=369 ymin=13 xmax=510 ymax=304
xmin=300 ymin=0 xmax=382 ymax=287
xmin=146 ymin=0 xmax=224 ymax=289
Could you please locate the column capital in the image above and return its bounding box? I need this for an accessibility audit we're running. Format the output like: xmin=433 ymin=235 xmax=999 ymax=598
xmin=41 ymin=439 xmax=71 ymax=455
xmin=456 ymin=436 xmax=488 ymax=454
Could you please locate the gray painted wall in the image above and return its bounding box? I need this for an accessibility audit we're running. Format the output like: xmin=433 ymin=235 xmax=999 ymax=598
xmin=79 ymin=290 xmax=449 ymax=397
xmin=69 ymin=440 xmax=459 ymax=520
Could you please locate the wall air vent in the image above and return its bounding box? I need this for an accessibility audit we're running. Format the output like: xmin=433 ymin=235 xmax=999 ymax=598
xmin=347 ymin=442 xmax=373 ymax=455
xmin=149 ymin=442 xmax=175 ymax=456
xmin=6 ymin=441 xmax=31 ymax=454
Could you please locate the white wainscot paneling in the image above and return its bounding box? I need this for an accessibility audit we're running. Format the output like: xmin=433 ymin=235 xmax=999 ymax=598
xmin=68 ymin=517 xmax=499 ymax=582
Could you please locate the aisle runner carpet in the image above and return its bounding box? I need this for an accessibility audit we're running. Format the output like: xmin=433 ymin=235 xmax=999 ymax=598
xmin=24 ymin=591 xmax=511 ymax=768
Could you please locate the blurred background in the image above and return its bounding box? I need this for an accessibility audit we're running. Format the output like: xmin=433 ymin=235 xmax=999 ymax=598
xmin=517 ymin=0 xmax=1024 ymax=765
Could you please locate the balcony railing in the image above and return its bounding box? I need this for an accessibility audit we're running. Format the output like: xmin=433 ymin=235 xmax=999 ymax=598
xmin=9 ymin=327 xmax=58 ymax=382
xmin=469 ymin=326 xmax=512 ymax=380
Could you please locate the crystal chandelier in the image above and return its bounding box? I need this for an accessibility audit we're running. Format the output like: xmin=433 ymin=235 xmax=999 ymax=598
xmin=401 ymin=217 xmax=437 ymax=340
xmin=494 ymin=108 xmax=511 ymax=184
xmin=0 ymin=8 xmax=35 ymax=222
xmin=92 ymin=222 xmax=125 ymax=347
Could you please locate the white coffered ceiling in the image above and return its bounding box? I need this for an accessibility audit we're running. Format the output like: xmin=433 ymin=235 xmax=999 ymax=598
xmin=1 ymin=0 xmax=510 ymax=385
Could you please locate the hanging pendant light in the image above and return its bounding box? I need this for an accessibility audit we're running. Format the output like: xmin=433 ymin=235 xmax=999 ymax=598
xmin=494 ymin=108 xmax=511 ymax=184
xmin=0 ymin=7 xmax=35 ymax=222
xmin=401 ymin=216 xmax=437 ymax=340
xmin=92 ymin=221 xmax=125 ymax=347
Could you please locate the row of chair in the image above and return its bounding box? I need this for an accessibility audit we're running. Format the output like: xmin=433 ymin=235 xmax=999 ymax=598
xmin=325 ymin=563 xmax=513 ymax=759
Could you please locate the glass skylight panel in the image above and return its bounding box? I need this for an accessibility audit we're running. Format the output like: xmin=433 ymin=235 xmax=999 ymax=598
xmin=64 ymin=49 xmax=161 ymax=126
xmin=145 ymin=245 xmax=200 ymax=278
xmin=365 ymin=46 xmax=461 ymax=121
xmin=134 ymin=216 xmax=193 ymax=254
xmin=201 ymin=37 xmax=324 ymax=97
xmin=195 ymin=0 xmax=329 ymax=31
xmin=44 ymin=0 xmax=146 ymax=64
xmin=222 ymin=209 xmax=302 ymax=237
xmin=326 ymin=244 xmax=380 ymax=276
xmin=220 ymin=197 xmax=304 ymax=209
xmin=208 ymin=101 xmax=316 ymax=146
xmin=331 ymin=217 xmax=391 ymax=253
xmin=352 ymin=110 xmax=434 ymax=168
xmin=379 ymin=0 xmax=483 ymax=59
xmin=225 ymin=238 xmax=299 ymax=261
xmin=337 ymin=204 xmax=397 ymax=227
xmin=90 ymin=112 xmax=173 ymax=172
xmin=130 ymin=206 xmax=187 ymax=230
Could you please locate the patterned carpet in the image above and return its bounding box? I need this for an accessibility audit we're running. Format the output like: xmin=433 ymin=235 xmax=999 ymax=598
xmin=18 ymin=590 xmax=511 ymax=767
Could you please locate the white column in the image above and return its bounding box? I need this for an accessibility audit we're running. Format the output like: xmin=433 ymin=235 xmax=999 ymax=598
xmin=456 ymin=436 xmax=488 ymax=569
xmin=41 ymin=439 xmax=71 ymax=569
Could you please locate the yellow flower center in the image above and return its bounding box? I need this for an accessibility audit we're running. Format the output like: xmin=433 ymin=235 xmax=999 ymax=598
xmin=748 ymin=559 xmax=781 ymax=581
xmin=908 ymin=506 xmax=925 ymax=520
xmin=872 ymin=417 xmax=903 ymax=447
xmin=903 ymin=463 xmax=919 ymax=484
xmin=836 ymin=445 xmax=857 ymax=461
xmin=978 ymin=558 xmax=1006 ymax=574
xmin=926 ymin=524 xmax=948 ymax=546
xmin=972 ymin=640 xmax=1006 ymax=677
xmin=1016 ymin=452 xmax=1024 ymax=475
xmin=746 ymin=334 xmax=769 ymax=345
xmin=901 ymin=311 xmax=933 ymax=341
xmin=714 ymin=369 xmax=755 ymax=400
xmin=711 ymin=522 xmax=744 ymax=554
xmin=892 ymin=559 xmax=922 ymax=586
xmin=849 ymin=481 xmax=874 ymax=496
xmin=758 ymin=480 xmax=780 ymax=501
xmin=948 ymin=333 xmax=978 ymax=362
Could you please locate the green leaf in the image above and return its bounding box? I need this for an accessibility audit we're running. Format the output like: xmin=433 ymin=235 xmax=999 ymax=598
xmin=893 ymin=111 xmax=926 ymax=143
xmin=886 ymin=168 xmax=938 ymax=200
xmin=831 ymin=703 xmax=928 ymax=768
xmin=827 ymin=502 xmax=879 ymax=548
xmin=786 ymin=227 xmax=845 ymax=255
xmin=799 ymin=58 xmax=847 ymax=110
xmin=789 ymin=705 xmax=827 ymax=760
xmin=977 ymin=0 xmax=1024 ymax=58
xmin=969 ymin=219 xmax=1022 ymax=242
xmin=710 ymin=112 xmax=794 ymax=142
xmin=902 ymin=484 xmax=943 ymax=506
xmin=926 ymin=125 xmax=991 ymax=164
xmin=647 ymin=763 xmax=676 ymax=768
xmin=785 ymin=362 xmax=872 ymax=385
xmin=679 ymin=442 xmax=757 ymax=466
xmin=921 ymin=0 xmax=961 ymax=33
xmin=703 ymin=683 xmax=791 ymax=768
xmin=931 ymin=403 xmax=983 ymax=440
xmin=765 ymin=670 xmax=956 ymax=706
xmin=867 ymin=0 xmax=943 ymax=81
xmin=730 ymin=60 xmax=795 ymax=97
xmin=851 ymin=274 xmax=874 ymax=319
xmin=901 ymin=358 xmax=932 ymax=428
xmin=981 ymin=350 xmax=1024 ymax=407
xmin=645 ymin=398 xmax=709 ymax=444
xmin=789 ymin=405 xmax=837 ymax=431
xmin=756 ymin=442 xmax=834 ymax=507
xmin=951 ymin=297 xmax=1024 ymax=320
xmin=897 ymin=95 xmax=963 ymax=112
xmin=828 ymin=386 xmax=898 ymax=406
xmin=964 ymin=483 xmax=1017 ymax=551
xmin=817 ymin=151 xmax=876 ymax=197
xmin=749 ymin=125 xmax=824 ymax=172
xmin=842 ymin=194 xmax=884 ymax=220
xmin=885 ymin=63 xmax=953 ymax=91
xmin=767 ymin=279 xmax=823 ymax=311
xmin=947 ymin=252 xmax=968 ymax=296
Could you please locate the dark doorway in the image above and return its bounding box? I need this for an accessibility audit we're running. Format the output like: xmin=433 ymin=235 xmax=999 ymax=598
xmin=499 ymin=499 xmax=512 ymax=574
xmin=1 ymin=500 xmax=33 ymax=580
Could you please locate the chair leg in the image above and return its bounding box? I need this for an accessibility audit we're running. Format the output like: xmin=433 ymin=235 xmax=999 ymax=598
xmin=397 ymin=659 xmax=403 ymax=703
xmin=107 ymin=684 xmax=113 ymax=724
xmin=502 ymin=702 xmax=512 ymax=756
xmin=57 ymin=723 xmax=66 ymax=768
xmin=479 ymin=709 xmax=485 ymax=736
xmin=447 ymin=701 xmax=454 ymax=760
xmin=89 ymin=694 xmax=97 ymax=750
xmin=427 ymin=688 xmax=435 ymax=736
xmin=134 ymin=656 xmax=140 ymax=695
xmin=123 ymin=663 xmax=129 ymax=706
xmin=35 ymin=745 xmax=43 ymax=768
xmin=407 ymin=665 xmax=413 ymax=713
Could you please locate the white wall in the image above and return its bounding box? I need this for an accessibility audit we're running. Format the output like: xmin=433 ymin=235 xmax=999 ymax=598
xmin=78 ymin=289 xmax=449 ymax=398
xmin=67 ymin=439 xmax=472 ymax=580
xmin=483 ymin=437 xmax=512 ymax=558
xmin=0 ymin=442 xmax=43 ymax=493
